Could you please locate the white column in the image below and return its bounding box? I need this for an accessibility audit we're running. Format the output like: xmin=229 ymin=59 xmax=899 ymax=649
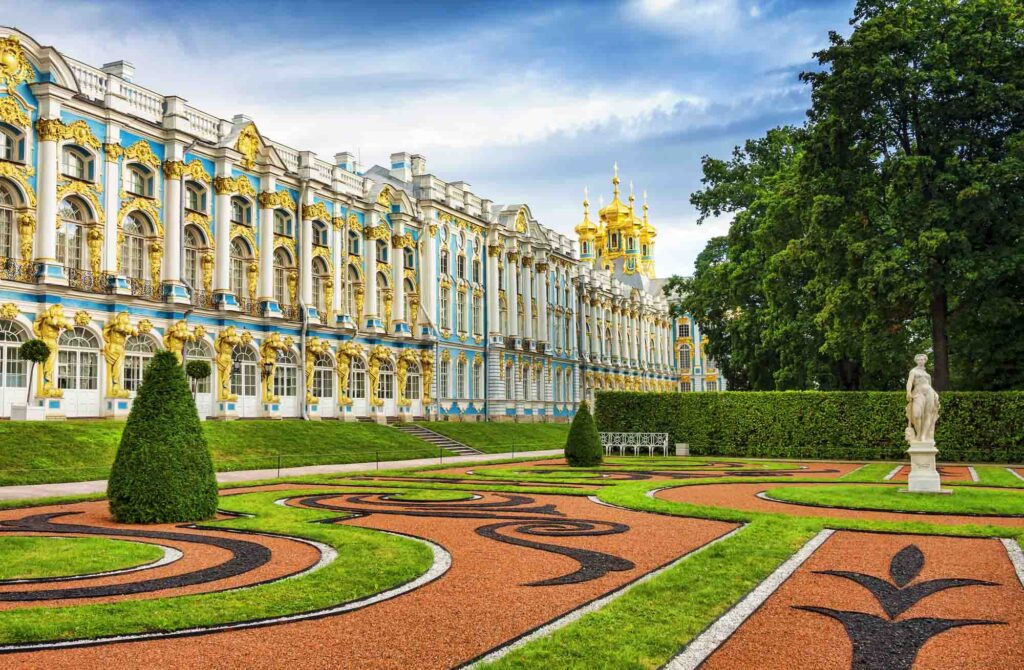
xmin=102 ymin=136 xmax=120 ymax=275
xmin=213 ymin=159 xmax=233 ymax=298
xmin=332 ymin=215 xmax=343 ymax=320
xmin=522 ymin=261 xmax=533 ymax=340
xmin=162 ymin=144 xmax=183 ymax=296
xmin=536 ymin=266 xmax=548 ymax=345
xmin=507 ymin=255 xmax=519 ymax=338
xmin=392 ymin=223 xmax=405 ymax=334
xmin=588 ymin=297 xmax=599 ymax=357
xmin=34 ymin=124 xmax=59 ymax=271
xmin=612 ymin=306 xmax=622 ymax=361
xmin=300 ymin=212 xmax=313 ymax=308
xmin=486 ymin=246 xmax=500 ymax=335
xmin=364 ymin=213 xmax=379 ymax=330
xmin=568 ymin=279 xmax=578 ymax=356
xmin=258 ymin=186 xmax=275 ymax=307
xmin=420 ymin=222 xmax=437 ymax=335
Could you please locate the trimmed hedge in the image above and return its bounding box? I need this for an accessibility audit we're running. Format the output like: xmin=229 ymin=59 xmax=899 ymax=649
xmin=108 ymin=350 xmax=219 ymax=523
xmin=565 ymin=402 xmax=602 ymax=467
xmin=594 ymin=391 xmax=1024 ymax=463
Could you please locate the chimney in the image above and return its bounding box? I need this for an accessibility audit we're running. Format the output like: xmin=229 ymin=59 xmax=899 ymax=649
xmin=101 ymin=60 xmax=135 ymax=82
xmin=411 ymin=154 xmax=427 ymax=176
xmin=481 ymin=199 xmax=493 ymax=215
xmin=335 ymin=151 xmax=356 ymax=172
xmin=389 ymin=152 xmax=412 ymax=182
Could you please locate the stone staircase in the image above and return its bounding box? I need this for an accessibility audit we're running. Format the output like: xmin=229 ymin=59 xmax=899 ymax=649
xmin=391 ymin=423 xmax=481 ymax=456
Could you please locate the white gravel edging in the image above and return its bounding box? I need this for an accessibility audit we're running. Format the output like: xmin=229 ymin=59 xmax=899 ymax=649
xmin=883 ymin=465 xmax=903 ymax=481
xmin=1001 ymin=538 xmax=1024 ymax=589
xmin=663 ymin=528 xmax=835 ymax=670
xmin=968 ymin=466 xmax=980 ymax=482
xmin=1007 ymin=468 xmax=1024 ymax=482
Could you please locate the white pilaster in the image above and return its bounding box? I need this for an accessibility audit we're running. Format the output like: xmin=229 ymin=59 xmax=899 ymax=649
xmin=213 ymin=158 xmax=234 ymax=308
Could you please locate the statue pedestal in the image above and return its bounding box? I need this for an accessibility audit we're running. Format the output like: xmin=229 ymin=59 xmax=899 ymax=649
xmin=102 ymin=397 xmax=132 ymax=418
xmin=305 ymin=402 xmax=322 ymax=421
xmin=213 ymin=400 xmax=238 ymax=420
xmin=261 ymin=402 xmax=282 ymax=419
xmin=902 ymin=441 xmax=948 ymax=493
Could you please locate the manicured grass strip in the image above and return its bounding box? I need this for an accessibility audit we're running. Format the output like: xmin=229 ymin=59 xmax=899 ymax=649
xmin=307 ymin=477 xmax=595 ymax=497
xmin=839 ymin=462 xmax=898 ymax=482
xmin=975 ymin=466 xmax=1024 ymax=488
xmin=0 ymin=421 xmax=438 ymax=486
xmin=387 ymin=489 xmax=475 ymax=502
xmin=0 ymin=537 xmax=165 ymax=581
xmin=0 ymin=489 xmax=432 ymax=644
xmin=763 ymin=484 xmax=1024 ymax=516
xmin=482 ymin=519 xmax=816 ymax=670
xmin=415 ymin=422 xmax=569 ymax=453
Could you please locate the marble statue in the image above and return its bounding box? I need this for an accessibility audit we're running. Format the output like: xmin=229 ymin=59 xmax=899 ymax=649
xmin=905 ymin=353 xmax=940 ymax=443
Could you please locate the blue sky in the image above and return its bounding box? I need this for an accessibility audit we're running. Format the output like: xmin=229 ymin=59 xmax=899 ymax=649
xmin=5 ymin=0 xmax=855 ymax=276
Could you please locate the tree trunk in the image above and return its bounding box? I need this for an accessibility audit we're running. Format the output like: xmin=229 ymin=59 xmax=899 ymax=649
xmin=930 ymin=286 xmax=950 ymax=390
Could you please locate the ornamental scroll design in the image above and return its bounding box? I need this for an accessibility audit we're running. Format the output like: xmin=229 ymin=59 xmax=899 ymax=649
xmin=164 ymin=159 xmax=212 ymax=183
xmin=0 ymin=36 xmax=35 ymax=89
xmin=123 ymin=140 xmax=160 ymax=168
xmin=0 ymin=96 xmax=29 ymax=128
xmin=0 ymin=161 xmax=36 ymax=207
xmin=302 ymin=201 xmax=331 ymax=222
xmin=35 ymin=119 xmax=101 ymax=148
xmin=234 ymin=124 xmax=261 ymax=170
xmin=213 ymin=175 xmax=257 ymax=197
xmin=259 ymin=190 xmax=296 ymax=210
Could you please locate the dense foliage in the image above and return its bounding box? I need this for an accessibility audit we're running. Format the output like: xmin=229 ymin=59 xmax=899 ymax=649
xmin=565 ymin=402 xmax=602 ymax=467
xmin=594 ymin=391 xmax=1024 ymax=463
xmin=107 ymin=350 xmax=218 ymax=523
xmin=665 ymin=0 xmax=1024 ymax=391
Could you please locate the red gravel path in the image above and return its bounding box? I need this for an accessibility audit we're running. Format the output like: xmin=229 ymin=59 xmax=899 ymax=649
xmin=658 ymin=482 xmax=1024 ymax=527
xmin=889 ymin=465 xmax=974 ymax=483
xmin=3 ymin=491 xmax=735 ymax=669
xmin=702 ymin=531 xmax=1024 ymax=669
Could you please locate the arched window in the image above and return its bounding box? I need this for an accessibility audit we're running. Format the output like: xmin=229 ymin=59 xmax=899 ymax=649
xmin=0 ymin=125 xmax=24 ymax=162
xmin=61 ymin=146 xmax=92 ymax=181
xmin=0 ymin=319 xmax=28 ymax=392
xmin=456 ymin=254 xmax=466 ymax=279
xmin=349 ymin=357 xmax=366 ymax=399
xmin=472 ymin=358 xmax=482 ymax=398
xmin=0 ymin=182 xmax=18 ymax=259
xmin=57 ymin=327 xmax=99 ymax=391
xmin=184 ymin=339 xmax=213 ymax=393
xmin=230 ymin=238 xmax=253 ymax=298
xmin=440 ymin=287 xmax=450 ymax=329
xmin=125 ymin=164 xmax=153 ymax=197
xmin=439 ymin=249 xmax=450 ymax=275
xmin=312 ymin=351 xmax=333 ymax=398
xmin=472 ymin=258 xmax=481 ymax=283
xmin=456 ymin=358 xmax=467 ymax=398
xmin=499 ymin=296 xmax=508 ymax=333
xmin=627 ymin=237 xmax=636 ymax=251
xmin=344 ymin=265 xmax=360 ymax=315
xmin=406 ymin=362 xmax=421 ymax=400
xmin=377 ymin=359 xmax=394 ymax=400
xmin=230 ymin=197 xmax=252 ymax=226
xmin=376 ymin=271 xmax=389 ymax=320
xmin=679 ymin=344 xmax=691 ymax=369
xmin=404 ymin=278 xmax=416 ymax=322
xmin=522 ymin=367 xmax=531 ymax=401
xmin=57 ymin=199 xmax=88 ymax=271
xmin=438 ymin=358 xmax=449 ymax=399
xmin=231 ymin=346 xmax=258 ymax=398
xmin=347 ymin=230 xmax=360 ymax=255
xmin=375 ymin=239 xmax=388 ymax=263
xmin=505 ymin=364 xmax=514 ymax=401
xmin=642 ymin=244 xmax=649 ymax=256
xmin=312 ymin=221 xmax=329 ymax=246
xmin=185 ymin=182 xmax=206 ymax=212
xmin=554 ymin=368 xmax=561 ymax=401
xmin=184 ymin=226 xmax=203 ymax=289
xmin=312 ymin=257 xmax=330 ymax=314
xmin=274 ymin=210 xmax=292 ymax=236
xmin=273 ymin=350 xmax=298 ymax=398
xmin=121 ymin=212 xmax=149 ymax=280
xmin=582 ymin=241 xmax=590 ymax=255
xmin=404 ymin=247 xmax=414 ymax=269
xmin=124 ymin=335 xmax=156 ymax=394
xmin=273 ymin=248 xmax=293 ymax=306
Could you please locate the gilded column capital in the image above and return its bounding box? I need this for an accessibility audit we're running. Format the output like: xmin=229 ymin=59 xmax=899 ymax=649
xmin=104 ymin=143 xmax=125 ymax=162
xmin=35 ymin=118 xmax=65 ymax=143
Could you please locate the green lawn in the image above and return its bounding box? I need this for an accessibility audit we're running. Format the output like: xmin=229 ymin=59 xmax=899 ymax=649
xmin=0 ymin=537 xmax=165 ymax=581
xmin=416 ymin=421 xmax=569 ymax=453
xmin=0 ymin=420 xmax=436 ymax=486
xmin=763 ymin=484 xmax=1024 ymax=516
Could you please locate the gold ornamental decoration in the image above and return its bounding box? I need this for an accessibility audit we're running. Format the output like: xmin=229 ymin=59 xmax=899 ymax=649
xmin=259 ymin=189 xmax=296 ymax=210
xmin=123 ymin=140 xmax=160 ymax=168
xmin=17 ymin=213 xmax=34 ymax=261
xmin=514 ymin=208 xmax=527 ymax=233
xmin=234 ymin=124 xmax=261 ymax=170
xmin=246 ymin=261 xmax=258 ymax=302
xmin=0 ymin=161 xmax=36 ymax=207
xmin=381 ymin=288 xmax=393 ymax=332
xmin=353 ymin=283 xmax=365 ymax=323
xmin=376 ymin=185 xmax=393 ymax=208
xmin=287 ymin=270 xmax=298 ymax=307
xmin=119 ymin=195 xmax=163 ymax=235
xmin=214 ymin=327 xmax=245 ymax=402
xmin=364 ymin=224 xmax=390 ymax=241
xmin=0 ymin=36 xmax=35 ymax=88
xmin=213 ymin=175 xmax=256 ymax=197
xmin=334 ymin=340 xmax=363 ymax=406
xmin=101 ymin=312 xmax=138 ymax=398
xmin=32 ymin=305 xmax=73 ymax=398
xmin=304 ymin=337 xmax=330 ymax=404
xmin=302 ymin=201 xmax=331 ymax=222
xmin=201 ymin=252 xmax=214 ymax=292
xmin=367 ymin=344 xmax=392 ymax=408
xmin=0 ymin=96 xmax=29 ymax=128
xmin=419 ymin=350 xmax=434 ymax=404
xmin=185 ymin=212 xmax=214 ymax=248
xmin=104 ymin=143 xmax=124 ymax=162
xmin=87 ymin=226 xmax=102 ymax=277
xmin=164 ymin=159 xmax=212 ymax=183
xmin=391 ymin=233 xmax=413 ymax=249
xmin=163 ymin=320 xmax=206 ymax=365
xmin=57 ymin=179 xmax=104 ymax=219
xmin=396 ymin=349 xmax=419 ymax=407
xmin=0 ymin=303 xmax=17 ymax=320
xmin=258 ymin=332 xmax=292 ymax=403
xmin=148 ymin=239 xmax=163 ymax=287
xmin=323 ymin=278 xmax=334 ymax=324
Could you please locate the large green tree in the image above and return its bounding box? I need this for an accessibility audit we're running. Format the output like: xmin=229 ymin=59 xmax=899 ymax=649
xmin=669 ymin=0 xmax=1024 ymax=391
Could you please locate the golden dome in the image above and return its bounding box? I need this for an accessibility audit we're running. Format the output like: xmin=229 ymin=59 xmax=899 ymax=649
xmin=574 ymin=188 xmax=599 ymax=238
xmin=640 ymin=192 xmax=656 ymax=239
xmin=598 ymin=164 xmax=633 ymax=229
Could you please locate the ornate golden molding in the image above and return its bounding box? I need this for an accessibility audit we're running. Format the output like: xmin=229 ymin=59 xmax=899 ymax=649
xmin=57 ymin=179 xmax=104 ymax=220
xmin=213 ymin=175 xmax=256 ymax=197
xmin=235 ymin=123 xmax=261 ymax=170
xmin=164 ymin=159 xmax=212 ymax=183
xmin=123 ymin=140 xmax=160 ymax=168
xmin=363 ymin=224 xmax=391 ymax=241
xmin=376 ymin=185 xmax=394 ymax=208
xmin=103 ymin=143 xmax=124 ymax=162
xmin=35 ymin=119 xmax=101 ymax=148
xmin=185 ymin=211 xmax=214 ymax=248
xmin=391 ymin=232 xmax=414 ymax=249
xmin=230 ymin=223 xmax=258 ymax=262
xmin=0 ymin=160 xmax=36 ymax=207
xmin=118 ymin=194 xmax=163 ymax=235
xmin=259 ymin=189 xmax=296 ymax=210
xmin=0 ymin=36 xmax=35 ymax=88
xmin=0 ymin=96 xmax=29 ymax=128
xmin=302 ymin=201 xmax=331 ymax=221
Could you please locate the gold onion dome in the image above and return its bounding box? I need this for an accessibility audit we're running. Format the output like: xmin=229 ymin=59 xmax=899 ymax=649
xmin=574 ymin=187 xmax=598 ymax=237
xmin=641 ymin=191 xmax=656 ymax=239
xmin=598 ymin=163 xmax=633 ymax=229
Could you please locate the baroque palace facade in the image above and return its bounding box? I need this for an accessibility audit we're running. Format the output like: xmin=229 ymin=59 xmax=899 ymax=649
xmin=0 ymin=29 xmax=723 ymax=422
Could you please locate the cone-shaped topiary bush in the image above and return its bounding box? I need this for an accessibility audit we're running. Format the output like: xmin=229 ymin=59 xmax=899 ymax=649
xmin=108 ymin=350 xmax=218 ymax=523
xmin=565 ymin=401 xmax=602 ymax=467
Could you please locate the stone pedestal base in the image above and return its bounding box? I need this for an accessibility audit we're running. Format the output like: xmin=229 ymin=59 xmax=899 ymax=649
xmin=213 ymin=400 xmax=239 ymax=420
xmin=36 ymin=397 xmax=66 ymax=420
xmin=11 ymin=402 xmax=46 ymax=421
xmin=305 ymin=402 xmax=321 ymax=421
xmin=102 ymin=397 xmax=132 ymax=418
xmin=904 ymin=441 xmax=943 ymax=493
xmin=261 ymin=402 xmax=282 ymax=419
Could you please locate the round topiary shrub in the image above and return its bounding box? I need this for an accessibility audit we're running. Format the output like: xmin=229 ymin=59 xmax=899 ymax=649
xmin=107 ymin=350 xmax=218 ymax=523
xmin=18 ymin=339 xmax=49 ymax=403
xmin=565 ymin=401 xmax=602 ymax=467
xmin=185 ymin=359 xmax=211 ymax=396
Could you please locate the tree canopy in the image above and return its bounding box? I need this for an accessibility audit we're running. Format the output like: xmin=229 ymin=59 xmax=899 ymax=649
xmin=667 ymin=0 xmax=1024 ymax=391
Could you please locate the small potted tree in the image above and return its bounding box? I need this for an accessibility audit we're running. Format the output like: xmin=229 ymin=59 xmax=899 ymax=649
xmin=185 ymin=360 xmax=211 ymax=421
xmin=11 ymin=339 xmax=49 ymax=421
